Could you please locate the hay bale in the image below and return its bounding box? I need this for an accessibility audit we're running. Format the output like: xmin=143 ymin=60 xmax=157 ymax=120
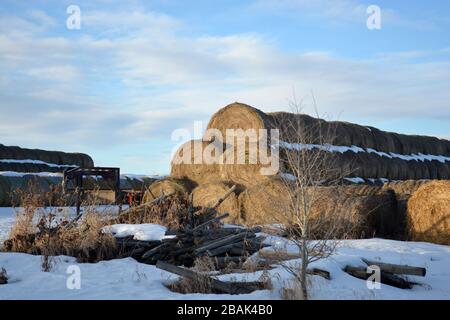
xmin=142 ymin=178 xmax=194 ymax=203
xmin=407 ymin=181 xmax=450 ymax=245
xmin=191 ymin=181 xmax=240 ymax=223
xmin=0 ymin=144 xmax=93 ymax=168
xmin=239 ymin=180 xmax=399 ymax=238
xmin=171 ymin=140 xmax=224 ymax=185
xmin=205 ymin=102 xmax=272 ymax=143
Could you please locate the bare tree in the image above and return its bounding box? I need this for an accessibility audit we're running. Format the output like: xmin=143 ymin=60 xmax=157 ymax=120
xmin=270 ymin=98 xmax=354 ymax=300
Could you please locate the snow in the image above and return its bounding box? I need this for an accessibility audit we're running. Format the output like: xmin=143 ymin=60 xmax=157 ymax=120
xmin=103 ymin=224 xmax=175 ymax=241
xmin=0 ymin=171 xmax=64 ymax=177
xmin=0 ymin=159 xmax=77 ymax=168
xmin=1 ymin=205 xmax=450 ymax=300
xmin=344 ymin=177 xmax=366 ymax=184
xmin=1 ymin=216 xmax=449 ymax=300
xmin=121 ymin=174 xmax=165 ymax=181
xmin=279 ymin=141 xmax=450 ymax=163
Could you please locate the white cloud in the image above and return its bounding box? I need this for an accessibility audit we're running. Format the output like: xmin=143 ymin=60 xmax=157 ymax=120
xmin=0 ymin=8 xmax=449 ymax=171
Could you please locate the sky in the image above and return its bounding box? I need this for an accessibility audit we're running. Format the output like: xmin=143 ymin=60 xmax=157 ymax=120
xmin=0 ymin=0 xmax=449 ymax=174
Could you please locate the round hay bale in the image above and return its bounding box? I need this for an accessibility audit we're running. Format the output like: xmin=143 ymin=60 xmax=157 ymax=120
xmin=142 ymin=178 xmax=194 ymax=203
xmin=191 ymin=181 xmax=240 ymax=223
xmin=206 ymin=102 xmax=272 ymax=143
xmin=407 ymin=181 xmax=450 ymax=245
xmin=239 ymin=181 xmax=399 ymax=238
xmin=171 ymin=139 xmax=224 ymax=185
xmin=238 ymin=177 xmax=292 ymax=226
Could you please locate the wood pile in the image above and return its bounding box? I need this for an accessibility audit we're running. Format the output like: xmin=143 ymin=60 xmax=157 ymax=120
xmin=115 ymin=185 xmax=270 ymax=268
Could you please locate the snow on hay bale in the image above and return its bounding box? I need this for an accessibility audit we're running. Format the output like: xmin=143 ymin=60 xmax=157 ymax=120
xmin=142 ymin=178 xmax=195 ymax=203
xmin=204 ymin=103 xmax=450 ymax=181
xmin=191 ymin=181 xmax=240 ymax=223
xmin=407 ymin=180 xmax=450 ymax=245
xmin=0 ymin=143 xmax=94 ymax=168
xmin=239 ymin=179 xmax=400 ymax=238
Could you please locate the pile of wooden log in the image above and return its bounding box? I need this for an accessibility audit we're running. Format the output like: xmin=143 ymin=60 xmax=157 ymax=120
xmin=344 ymin=258 xmax=426 ymax=289
xmin=115 ymin=185 xmax=270 ymax=268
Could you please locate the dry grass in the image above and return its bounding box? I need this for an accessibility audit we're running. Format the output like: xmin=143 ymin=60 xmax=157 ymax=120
xmin=3 ymin=183 xmax=118 ymax=263
xmin=116 ymin=194 xmax=190 ymax=230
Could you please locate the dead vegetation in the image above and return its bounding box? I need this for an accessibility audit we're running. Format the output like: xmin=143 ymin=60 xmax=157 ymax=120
xmin=3 ymin=183 xmax=118 ymax=263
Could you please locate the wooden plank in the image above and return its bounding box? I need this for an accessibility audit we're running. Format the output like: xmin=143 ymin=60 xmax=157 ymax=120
xmin=156 ymin=260 xmax=263 ymax=294
xmin=192 ymin=213 xmax=230 ymax=231
xmin=344 ymin=266 xmax=413 ymax=289
xmin=361 ymin=258 xmax=426 ymax=277
xmin=194 ymin=232 xmax=256 ymax=255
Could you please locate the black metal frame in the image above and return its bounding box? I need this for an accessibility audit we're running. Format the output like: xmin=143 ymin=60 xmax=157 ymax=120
xmin=64 ymin=167 xmax=121 ymax=215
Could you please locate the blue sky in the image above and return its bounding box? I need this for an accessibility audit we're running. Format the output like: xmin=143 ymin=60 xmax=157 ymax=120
xmin=1 ymin=0 xmax=449 ymax=174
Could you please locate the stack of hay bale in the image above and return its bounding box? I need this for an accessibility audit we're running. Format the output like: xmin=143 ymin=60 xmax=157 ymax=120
xmin=157 ymin=102 xmax=450 ymax=242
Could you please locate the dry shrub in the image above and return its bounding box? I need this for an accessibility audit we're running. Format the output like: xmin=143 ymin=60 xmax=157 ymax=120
xmin=239 ymin=179 xmax=400 ymax=239
xmin=191 ymin=181 xmax=240 ymax=223
xmin=117 ymin=194 xmax=190 ymax=230
xmin=3 ymin=183 xmax=118 ymax=263
xmin=407 ymin=180 xmax=450 ymax=245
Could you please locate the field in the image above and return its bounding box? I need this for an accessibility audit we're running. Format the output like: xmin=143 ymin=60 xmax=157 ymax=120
xmin=1 ymin=207 xmax=449 ymax=300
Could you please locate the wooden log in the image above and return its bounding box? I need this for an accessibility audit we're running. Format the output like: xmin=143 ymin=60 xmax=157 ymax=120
xmin=192 ymin=213 xmax=230 ymax=231
xmin=307 ymin=268 xmax=331 ymax=280
xmin=344 ymin=266 xmax=413 ymax=289
xmin=194 ymin=232 xmax=256 ymax=255
xmin=194 ymin=185 xmax=236 ymax=217
xmin=156 ymin=260 xmax=264 ymax=294
xmin=361 ymin=258 xmax=426 ymax=277
xmin=142 ymin=242 xmax=175 ymax=259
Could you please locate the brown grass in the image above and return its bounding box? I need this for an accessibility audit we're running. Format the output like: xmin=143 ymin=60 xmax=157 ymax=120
xmin=3 ymin=183 xmax=118 ymax=263
xmin=407 ymin=180 xmax=450 ymax=245
xmin=117 ymin=194 xmax=190 ymax=230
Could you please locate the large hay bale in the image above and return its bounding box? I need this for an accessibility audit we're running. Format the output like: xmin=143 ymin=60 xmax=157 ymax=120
xmin=171 ymin=140 xmax=224 ymax=185
xmin=238 ymin=177 xmax=291 ymax=226
xmin=239 ymin=180 xmax=399 ymax=238
xmin=142 ymin=178 xmax=194 ymax=203
xmin=205 ymin=102 xmax=272 ymax=143
xmin=191 ymin=181 xmax=240 ymax=223
xmin=407 ymin=181 xmax=450 ymax=245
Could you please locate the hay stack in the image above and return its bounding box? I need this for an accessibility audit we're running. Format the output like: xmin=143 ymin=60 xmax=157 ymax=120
xmin=142 ymin=178 xmax=195 ymax=203
xmin=239 ymin=180 xmax=399 ymax=238
xmin=202 ymin=102 xmax=450 ymax=182
xmin=407 ymin=181 xmax=450 ymax=245
xmin=0 ymin=143 xmax=94 ymax=168
xmin=191 ymin=181 xmax=240 ymax=223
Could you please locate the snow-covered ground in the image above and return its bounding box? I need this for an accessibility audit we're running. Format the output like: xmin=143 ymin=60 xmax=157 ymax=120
xmin=1 ymin=208 xmax=450 ymax=300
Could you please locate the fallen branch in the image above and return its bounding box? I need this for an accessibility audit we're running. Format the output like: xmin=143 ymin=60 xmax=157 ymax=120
xmin=361 ymin=258 xmax=426 ymax=277
xmin=156 ymin=260 xmax=266 ymax=294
